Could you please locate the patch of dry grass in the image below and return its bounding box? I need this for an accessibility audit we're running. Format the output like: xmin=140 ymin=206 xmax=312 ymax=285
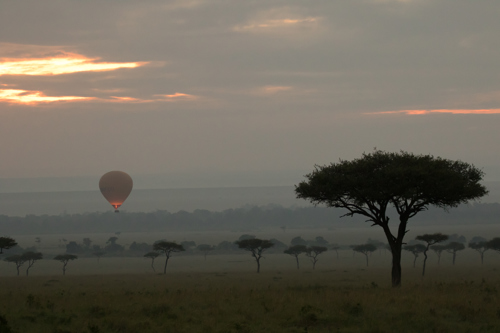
xmin=0 ymin=266 xmax=499 ymax=333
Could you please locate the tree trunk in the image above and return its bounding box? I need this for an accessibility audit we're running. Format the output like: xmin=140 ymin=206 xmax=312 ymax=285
xmin=295 ymin=256 xmax=299 ymax=269
xmin=63 ymin=263 xmax=66 ymax=276
xmin=452 ymin=252 xmax=456 ymax=265
xmin=381 ymin=222 xmax=404 ymax=288
xmin=480 ymin=252 xmax=484 ymax=265
xmin=365 ymin=253 xmax=369 ymax=267
xmin=256 ymin=258 xmax=260 ymax=273
xmin=163 ymin=256 xmax=169 ymax=274
xmin=413 ymin=255 xmax=417 ymax=268
xmin=391 ymin=247 xmax=402 ymax=287
xmin=422 ymin=250 xmax=429 ymax=277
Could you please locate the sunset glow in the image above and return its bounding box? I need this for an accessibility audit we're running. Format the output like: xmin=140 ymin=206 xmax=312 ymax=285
xmin=235 ymin=17 xmax=319 ymax=32
xmin=366 ymin=109 xmax=500 ymax=115
xmin=260 ymin=86 xmax=293 ymax=94
xmin=157 ymin=92 xmax=198 ymax=101
xmin=0 ymin=89 xmax=91 ymax=104
xmin=0 ymin=54 xmax=145 ymax=76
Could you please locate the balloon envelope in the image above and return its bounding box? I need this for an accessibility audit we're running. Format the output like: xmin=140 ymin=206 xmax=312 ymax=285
xmin=99 ymin=171 xmax=133 ymax=212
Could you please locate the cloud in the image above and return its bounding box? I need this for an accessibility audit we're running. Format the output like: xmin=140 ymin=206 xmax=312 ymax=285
xmin=0 ymin=89 xmax=92 ymax=104
xmin=155 ymin=92 xmax=199 ymax=101
xmin=0 ymin=53 xmax=146 ymax=76
xmin=366 ymin=109 xmax=500 ymax=115
xmin=234 ymin=17 xmax=320 ymax=33
xmin=255 ymin=85 xmax=293 ymax=95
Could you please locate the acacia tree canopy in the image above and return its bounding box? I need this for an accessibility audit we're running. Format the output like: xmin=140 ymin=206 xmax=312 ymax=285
xmin=0 ymin=237 xmax=17 ymax=254
xmin=153 ymin=241 xmax=185 ymax=274
xmin=295 ymin=150 xmax=487 ymax=287
xmin=235 ymin=238 xmax=274 ymax=273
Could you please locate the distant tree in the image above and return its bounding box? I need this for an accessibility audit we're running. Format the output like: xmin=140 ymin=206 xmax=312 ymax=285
xmin=196 ymin=244 xmax=215 ymax=260
xmin=290 ymin=236 xmax=307 ymax=246
xmin=0 ymin=237 xmax=17 ymax=254
xmin=104 ymin=237 xmax=124 ymax=254
xmin=311 ymin=236 xmax=329 ymax=247
xmin=66 ymin=241 xmax=83 ymax=254
xmin=92 ymin=251 xmax=105 ymax=262
xmin=445 ymin=242 xmax=465 ymax=265
xmin=416 ymin=233 xmax=448 ymax=276
xmin=487 ymin=237 xmax=500 ymax=253
xmin=295 ymin=151 xmax=487 ymax=287
xmin=430 ymin=244 xmax=447 ymax=265
xmin=470 ymin=236 xmax=487 ymax=244
xmin=468 ymin=241 xmax=489 ymax=265
xmin=181 ymin=241 xmax=197 ymax=251
xmin=129 ymin=242 xmax=152 ymax=253
xmin=235 ymin=238 xmax=274 ymax=273
xmin=4 ymin=254 xmax=26 ymax=276
xmin=53 ymin=254 xmax=77 ymax=275
xmin=144 ymin=252 xmax=160 ymax=272
xmin=153 ymin=241 xmax=185 ymax=274
xmin=107 ymin=237 xmax=118 ymax=245
xmin=448 ymin=234 xmax=467 ymax=244
xmin=352 ymin=244 xmax=377 ymax=267
xmin=305 ymin=246 xmax=328 ymax=269
xmin=82 ymin=238 xmax=92 ymax=249
xmin=367 ymin=238 xmax=387 ymax=255
xmin=331 ymin=244 xmax=341 ymax=259
xmin=280 ymin=226 xmax=287 ymax=233
xmin=403 ymin=244 xmax=426 ymax=268
xmin=216 ymin=240 xmax=238 ymax=252
xmin=284 ymin=245 xmax=307 ymax=269
xmin=21 ymin=251 xmax=43 ymax=276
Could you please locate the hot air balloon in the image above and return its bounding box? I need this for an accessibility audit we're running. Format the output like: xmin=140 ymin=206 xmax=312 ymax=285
xmin=99 ymin=171 xmax=133 ymax=213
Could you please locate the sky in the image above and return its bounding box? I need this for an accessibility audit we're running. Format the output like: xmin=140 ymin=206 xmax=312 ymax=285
xmin=1 ymin=0 xmax=500 ymax=191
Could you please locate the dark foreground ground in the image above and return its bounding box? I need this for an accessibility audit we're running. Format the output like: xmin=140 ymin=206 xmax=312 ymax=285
xmin=0 ymin=265 xmax=499 ymax=333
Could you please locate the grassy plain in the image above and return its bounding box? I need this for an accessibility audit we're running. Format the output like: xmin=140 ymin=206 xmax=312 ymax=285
xmin=2 ymin=226 xmax=500 ymax=332
xmin=1 ymin=264 xmax=499 ymax=333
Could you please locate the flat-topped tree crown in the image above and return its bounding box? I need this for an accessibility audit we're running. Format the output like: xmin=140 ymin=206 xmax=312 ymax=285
xmin=295 ymin=150 xmax=487 ymax=287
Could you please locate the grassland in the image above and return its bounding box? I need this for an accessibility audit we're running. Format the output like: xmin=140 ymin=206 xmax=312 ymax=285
xmin=0 ymin=265 xmax=499 ymax=333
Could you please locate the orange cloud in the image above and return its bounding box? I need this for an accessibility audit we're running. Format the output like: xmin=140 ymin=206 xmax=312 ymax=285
xmin=0 ymin=89 xmax=92 ymax=104
xmin=234 ymin=17 xmax=320 ymax=33
xmin=258 ymin=85 xmax=293 ymax=95
xmin=0 ymin=54 xmax=146 ymax=76
xmin=366 ymin=109 xmax=500 ymax=115
xmin=155 ymin=92 xmax=199 ymax=101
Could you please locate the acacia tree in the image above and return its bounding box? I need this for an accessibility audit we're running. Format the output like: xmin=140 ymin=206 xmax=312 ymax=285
xmin=153 ymin=241 xmax=185 ymax=274
xmin=4 ymin=255 xmax=26 ymax=276
xmin=403 ymin=244 xmax=426 ymax=268
xmin=306 ymin=246 xmax=328 ymax=269
xmin=469 ymin=240 xmax=489 ymax=264
xmin=430 ymin=244 xmax=447 ymax=265
xmin=284 ymin=245 xmax=307 ymax=269
xmin=487 ymin=238 xmax=500 ymax=253
xmin=0 ymin=237 xmax=17 ymax=254
xmin=295 ymin=150 xmax=487 ymax=287
xmin=235 ymin=238 xmax=274 ymax=273
xmin=331 ymin=244 xmax=341 ymax=259
xmin=352 ymin=244 xmax=377 ymax=267
xmin=416 ymin=233 xmax=448 ymax=276
xmin=445 ymin=242 xmax=465 ymax=265
xmin=92 ymin=251 xmax=105 ymax=262
xmin=22 ymin=251 xmax=43 ymax=276
xmin=143 ymin=252 xmax=160 ymax=272
xmin=53 ymin=254 xmax=78 ymax=275
xmin=197 ymin=244 xmax=215 ymax=260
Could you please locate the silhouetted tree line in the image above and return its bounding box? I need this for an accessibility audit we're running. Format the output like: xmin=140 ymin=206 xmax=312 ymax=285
xmin=2 ymin=203 xmax=500 ymax=235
